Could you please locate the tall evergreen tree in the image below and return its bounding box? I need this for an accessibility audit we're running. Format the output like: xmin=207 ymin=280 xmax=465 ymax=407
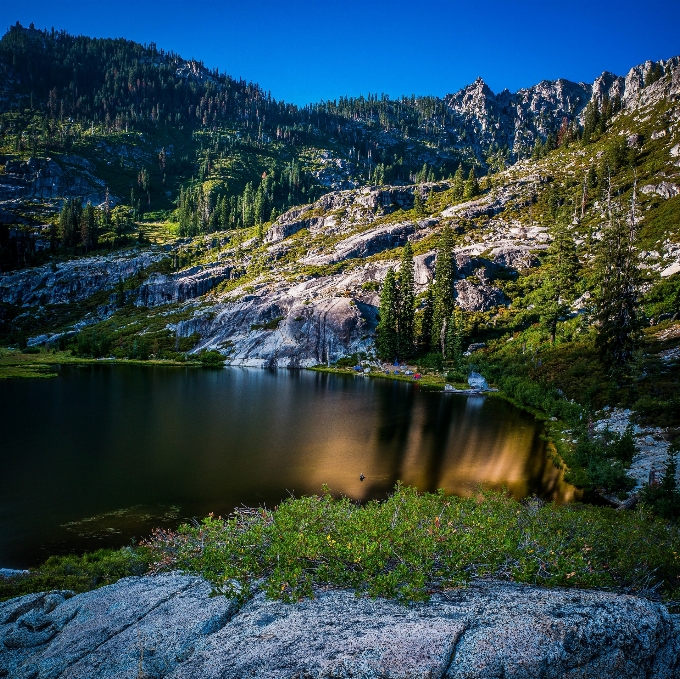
xmin=376 ymin=267 xmax=400 ymax=360
xmin=418 ymin=287 xmax=434 ymax=352
xmin=431 ymin=226 xmax=457 ymax=353
xmin=452 ymin=164 xmax=465 ymax=200
xmin=413 ymin=187 xmax=425 ymax=216
xmin=398 ymin=242 xmax=415 ymax=357
xmin=536 ymin=213 xmax=580 ymax=342
xmin=595 ymin=182 xmax=642 ymax=372
xmin=463 ymin=167 xmax=479 ymax=199
xmin=444 ymin=309 xmax=463 ymax=365
xmin=80 ymin=202 xmax=97 ymax=253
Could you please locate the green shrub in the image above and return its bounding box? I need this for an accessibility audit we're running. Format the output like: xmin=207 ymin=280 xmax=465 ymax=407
xmin=0 ymin=548 xmax=149 ymax=601
xmin=197 ymin=350 xmax=225 ymax=366
xmin=145 ymin=486 xmax=680 ymax=603
xmin=250 ymin=316 xmax=285 ymax=331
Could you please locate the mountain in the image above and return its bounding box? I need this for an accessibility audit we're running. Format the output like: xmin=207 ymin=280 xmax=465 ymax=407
xmin=1 ymin=24 xmax=680 ymax=496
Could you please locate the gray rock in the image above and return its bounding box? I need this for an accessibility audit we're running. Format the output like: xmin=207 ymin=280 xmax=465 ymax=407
xmin=641 ymin=182 xmax=680 ymax=200
xmin=0 ymin=249 xmax=167 ymax=307
xmin=0 ymin=569 xmax=30 ymax=580
xmin=134 ymin=263 xmax=237 ymax=307
xmin=303 ymin=221 xmax=416 ymax=266
xmin=455 ymin=279 xmax=507 ymax=312
xmin=0 ymin=157 xmax=113 ymax=206
xmin=491 ymin=245 xmax=540 ymax=270
xmin=1 ymin=576 xmax=678 ymax=678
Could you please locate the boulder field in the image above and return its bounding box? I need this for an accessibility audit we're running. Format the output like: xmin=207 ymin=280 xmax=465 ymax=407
xmin=1 ymin=574 xmax=678 ymax=678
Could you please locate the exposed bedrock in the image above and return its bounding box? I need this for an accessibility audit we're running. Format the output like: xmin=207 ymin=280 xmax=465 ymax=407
xmin=134 ymin=263 xmax=237 ymax=307
xmin=1 ymin=575 xmax=678 ymax=678
xmin=0 ymin=248 xmax=167 ymax=306
xmin=174 ymin=282 xmax=376 ymax=368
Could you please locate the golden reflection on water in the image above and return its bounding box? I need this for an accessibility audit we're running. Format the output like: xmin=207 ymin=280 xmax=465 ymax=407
xmin=282 ymin=384 xmax=578 ymax=504
xmin=1 ymin=366 xmax=578 ymax=567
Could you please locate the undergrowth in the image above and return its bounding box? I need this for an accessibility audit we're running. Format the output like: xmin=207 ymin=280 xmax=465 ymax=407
xmin=143 ymin=486 xmax=680 ymax=604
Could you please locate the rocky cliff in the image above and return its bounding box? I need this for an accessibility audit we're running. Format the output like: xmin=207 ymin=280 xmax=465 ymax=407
xmin=1 ymin=575 xmax=678 ymax=678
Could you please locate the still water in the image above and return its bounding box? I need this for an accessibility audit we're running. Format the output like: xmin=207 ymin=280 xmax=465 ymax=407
xmin=0 ymin=366 xmax=576 ymax=567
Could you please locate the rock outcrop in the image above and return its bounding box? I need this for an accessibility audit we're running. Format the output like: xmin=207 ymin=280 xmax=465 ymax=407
xmin=1 ymin=575 xmax=678 ymax=678
xmin=455 ymin=279 xmax=507 ymax=312
xmin=0 ymin=156 xmax=112 ymax=206
xmin=0 ymin=248 xmax=167 ymax=306
xmin=134 ymin=263 xmax=236 ymax=307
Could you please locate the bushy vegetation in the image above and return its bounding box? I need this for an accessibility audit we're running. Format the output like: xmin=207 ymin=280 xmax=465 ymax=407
xmin=144 ymin=486 xmax=680 ymax=603
xmin=0 ymin=548 xmax=148 ymax=602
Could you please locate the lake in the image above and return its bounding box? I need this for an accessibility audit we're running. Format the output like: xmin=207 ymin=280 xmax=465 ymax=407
xmin=0 ymin=365 xmax=576 ymax=568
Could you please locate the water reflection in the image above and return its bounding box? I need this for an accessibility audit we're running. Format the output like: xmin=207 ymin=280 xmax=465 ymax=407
xmin=0 ymin=366 xmax=576 ymax=567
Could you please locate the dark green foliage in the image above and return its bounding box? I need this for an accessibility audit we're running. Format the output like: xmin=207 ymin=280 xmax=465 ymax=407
xmin=416 ymin=288 xmax=434 ymax=352
xmin=444 ymin=309 xmax=463 ymax=365
xmin=644 ymin=63 xmax=665 ymax=87
xmin=463 ymin=167 xmax=479 ymax=199
xmin=643 ymin=274 xmax=680 ymax=319
xmin=536 ymin=214 xmax=580 ymax=342
xmin=604 ymin=138 xmax=636 ymax=174
xmin=145 ymin=487 xmax=680 ymax=603
xmin=197 ymin=350 xmax=225 ymax=366
xmin=413 ymin=189 xmax=425 ymax=216
xmin=397 ymin=243 xmax=415 ymax=357
xmin=571 ymin=426 xmax=636 ymax=493
xmin=451 ymin=164 xmax=465 ymax=200
xmin=595 ymin=194 xmax=643 ymax=373
xmin=0 ymin=548 xmax=149 ymax=602
xmin=431 ymin=226 xmax=456 ymax=352
xmin=376 ymin=267 xmax=399 ymax=360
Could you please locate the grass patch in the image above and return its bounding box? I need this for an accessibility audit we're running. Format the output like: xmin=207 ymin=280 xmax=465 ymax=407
xmin=144 ymin=486 xmax=680 ymax=604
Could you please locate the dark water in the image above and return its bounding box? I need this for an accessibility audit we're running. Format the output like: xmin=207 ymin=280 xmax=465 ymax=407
xmin=0 ymin=365 xmax=576 ymax=568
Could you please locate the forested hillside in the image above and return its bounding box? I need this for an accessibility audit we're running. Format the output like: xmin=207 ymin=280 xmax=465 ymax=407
xmin=1 ymin=23 xmax=679 ymax=515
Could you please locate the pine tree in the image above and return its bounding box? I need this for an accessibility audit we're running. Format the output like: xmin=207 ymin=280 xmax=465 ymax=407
xmin=80 ymin=202 xmax=97 ymax=253
xmin=444 ymin=309 xmax=463 ymax=365
xmin=398 ymin=242 xmax=415 ymax=357
xmin=536 ymin=213 xmax=580 ymax=342
xmin=431 ymin=226 xmax=457 ymax=353
xmin=452 ymin=164 xmax=464 ymax=200
xmin=376 ymin=267 xmax=400 ymax=360
xmin=413 ymin=188 xmax=425 ymax=216
xmin=463 ymin=167 xmax=479 ymax=199
xmin=418 ymin=287 xmax=434 ymax=352
xmin=595 ymin=180 xmax=642 ymax=373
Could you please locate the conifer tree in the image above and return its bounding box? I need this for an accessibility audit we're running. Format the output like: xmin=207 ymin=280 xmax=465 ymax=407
xmin=431 ymin=226 xmax=457 ymax=353
xmin=376 ymin=267 xmax=400 ymax=360
xmin=413 ymin=187 xmax=425 ymax=216
xmin=463 ymin=167 xmax=479 ymax=199
xmin=80 ymin=202 xmax=97 ymax=253
xmin=418 ymin=287 xmax=434 ymax=352
xmin=452 ymin=164 xmax=465 ymax=200
xmin=398 ymin=242 xmax=415 ymax=357
xmin=444 ymin=309 xmax=463 ymax=365
xmin=595 ymin=181 xmax=642 ymax=373
xmin=536 ymin=213 xmax=580 ymax=342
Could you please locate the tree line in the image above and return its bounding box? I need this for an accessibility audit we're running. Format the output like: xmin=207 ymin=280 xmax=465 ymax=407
xmin=376 ymin=176 xmax=644 ymax=377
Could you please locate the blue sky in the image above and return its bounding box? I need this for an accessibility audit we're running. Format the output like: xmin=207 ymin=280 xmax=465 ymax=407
xmin=2 ymin=1 xmax=678 ymax=105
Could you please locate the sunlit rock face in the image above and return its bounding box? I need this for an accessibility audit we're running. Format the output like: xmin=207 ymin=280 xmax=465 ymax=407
xmin=1 ymin=575 xmax=677 ymax=678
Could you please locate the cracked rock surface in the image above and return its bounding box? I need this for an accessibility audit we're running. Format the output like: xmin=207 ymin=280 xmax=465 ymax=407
xmin=1 ymin=575 xmax=678 ymax=678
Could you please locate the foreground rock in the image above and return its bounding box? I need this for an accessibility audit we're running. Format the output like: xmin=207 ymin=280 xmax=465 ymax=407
xmin=1 ymin=575 xmax=678 ymax=678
